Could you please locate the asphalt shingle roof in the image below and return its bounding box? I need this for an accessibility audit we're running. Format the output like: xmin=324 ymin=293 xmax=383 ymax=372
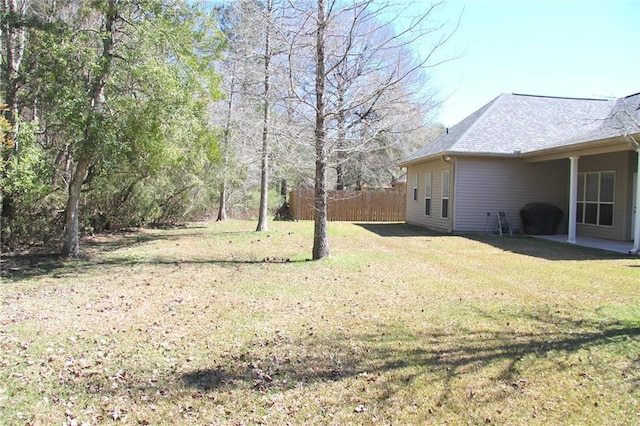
xmin=400 ymin=92 xmax=640 ymax=165
xmin=556 ymin=92 xmax=640 ymax=146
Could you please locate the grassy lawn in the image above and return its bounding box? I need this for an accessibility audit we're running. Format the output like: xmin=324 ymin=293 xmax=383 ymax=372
xmin=1 ymin=220 xmax=638 ymax=425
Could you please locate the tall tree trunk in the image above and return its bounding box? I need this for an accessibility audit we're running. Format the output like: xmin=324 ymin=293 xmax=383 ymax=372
xmin=312 ymin=0 xmax=329 ymax=260
xmin=256 ymin=0 xmax=273 ymax=232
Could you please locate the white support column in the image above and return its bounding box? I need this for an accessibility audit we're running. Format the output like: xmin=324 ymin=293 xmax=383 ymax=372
xmin=568 ymin=156 xmax=579 ymax=244
xmin=631 ymin=149 xmax=640 ymax=255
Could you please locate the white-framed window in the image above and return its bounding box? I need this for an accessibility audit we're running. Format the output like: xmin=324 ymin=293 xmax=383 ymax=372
xmin=441 ymin=170 xmax=450 ymax=219
xmin=413 ymin=174 xmax=418 ymax=201
xmin=577 ymin=171 xmax=614 ymax=227
xmin=424 ymin=172 xmax=432 ymax=216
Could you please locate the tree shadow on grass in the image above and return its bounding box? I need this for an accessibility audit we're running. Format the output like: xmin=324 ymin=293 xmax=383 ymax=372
xmin=465 ymin=234 xmax=635 ymax=262
xmin=1 ymin=225 xmax=307 ymax=283
xmin=52 ymin=308 xmax=637 ymax=423
xmin=180 ymin=311 xmax=639 ymax=407
xmin=357 ymin=222 xmax=446 ymax=238
xmin=1 ymin=250 xmax=306 ymax=283
xmin=358 ymin=223 xmax=636 ymax=262
xmin=0 ymin=231 xmax=186 ymax=282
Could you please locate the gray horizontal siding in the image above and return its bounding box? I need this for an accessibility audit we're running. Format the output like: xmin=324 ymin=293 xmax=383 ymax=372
xmin=407 ymin=152 xmax=636 ymax=241
xmin=454 ymin=157 xmax=568 ymax=233
xmin=406 ymin=160 xmax=453 ymax=232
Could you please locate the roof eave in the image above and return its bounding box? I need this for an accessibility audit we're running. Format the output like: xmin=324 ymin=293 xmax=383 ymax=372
xmin=523 ymin=133 xmax=640 ymax=163
xmin=397 ymin=152 xmax=444 ymax=167
xmin=398 ymin=151 xmax=521 ymax=167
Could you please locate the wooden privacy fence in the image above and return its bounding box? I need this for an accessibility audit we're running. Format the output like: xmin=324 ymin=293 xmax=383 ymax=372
xmin=289 ymin=188 xmax=406 ymax=222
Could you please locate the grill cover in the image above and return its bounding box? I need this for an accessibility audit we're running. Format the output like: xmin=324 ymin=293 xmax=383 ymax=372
xmin=520 ymin=203 xmax=564 ymax=235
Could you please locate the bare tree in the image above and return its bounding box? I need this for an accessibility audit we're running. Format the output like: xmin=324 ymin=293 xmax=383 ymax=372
xmin=212 ymin=0 xmax=263 ymax=221
xmin=256 ymin=0 xmax=292 ymax=231
xmin=255 ymin=0 xmax=274 ymax=230
xmin=285 ymin=0 xmax=456 ymax=259
xmin=215 ymin=56 xmax=236 ymax=222
xmin=312 ymin=0 xmax=330 ymax=259
xmin=213 ymin=0 xmax=291 ymax=225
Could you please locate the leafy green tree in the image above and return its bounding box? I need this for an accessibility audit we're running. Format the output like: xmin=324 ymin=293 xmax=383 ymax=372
xmin=0 ymin=1 xmax=224 ymax=253
xmin=0 ymin=0 xmax=29 ymax=226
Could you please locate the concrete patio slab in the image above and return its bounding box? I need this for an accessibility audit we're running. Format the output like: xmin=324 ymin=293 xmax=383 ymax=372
xmin=532 ymin=234 xmax=637 ymax=255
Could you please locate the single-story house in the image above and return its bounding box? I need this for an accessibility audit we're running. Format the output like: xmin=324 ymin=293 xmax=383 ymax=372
xmin=398 ymin=92 xmax=640 ymax=253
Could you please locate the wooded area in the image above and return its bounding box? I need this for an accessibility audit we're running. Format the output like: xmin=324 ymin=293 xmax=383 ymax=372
xmin=0 ymin=0 xmax=452 ymax=259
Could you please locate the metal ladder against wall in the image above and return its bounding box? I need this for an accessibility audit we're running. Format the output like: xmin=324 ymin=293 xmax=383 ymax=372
xmin=497 ymin=211 xmax=512 ymax=236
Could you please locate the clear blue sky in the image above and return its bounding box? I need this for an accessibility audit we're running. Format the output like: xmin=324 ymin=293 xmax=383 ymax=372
xmin=425 ymin=0 xmax=640 ymax=126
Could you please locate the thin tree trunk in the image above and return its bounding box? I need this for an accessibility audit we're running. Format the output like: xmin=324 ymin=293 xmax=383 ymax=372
xmin=217 ymin=54 xmax=239 ymax=223
xmin=334 ymin=73 xmax=347 ymax=190
xmin=216 ymin=183 xmax=227 ymax=221
xmin=255 ymin=100 xmax=270 ymax=230
xmin=0 ymin=0 xmax=26 ymax=130
xmin=355 ymin=163 xmax=363 ymax=190
xmin=256 ymin=0 xmax=273 ymax=232
xmin=312 ymin=0 xmax=329 ymax=260
xmin=335 ymin=105 xmax=346 ymax=190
